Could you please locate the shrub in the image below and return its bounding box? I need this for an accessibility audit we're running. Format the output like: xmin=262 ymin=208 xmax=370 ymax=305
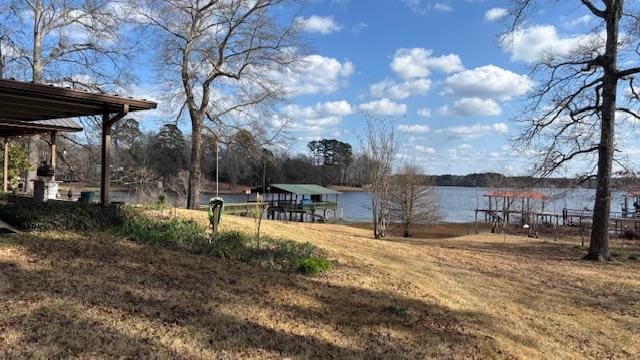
xmin=209 ymin=230 xmax=330 ymax=274
xmin=295 ymin=257 xmax=332 ymax=275
xmin=208 ymin=230 xmax=252 ymax=258
xmin=118 ymin=214 xmax=207 ymax=251
xmin=0 ymin=199 xmax=126 ymax=231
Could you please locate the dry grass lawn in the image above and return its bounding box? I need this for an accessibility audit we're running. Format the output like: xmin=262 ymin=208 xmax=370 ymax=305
xmin=1 ymin=209 xmax=639 ymax=359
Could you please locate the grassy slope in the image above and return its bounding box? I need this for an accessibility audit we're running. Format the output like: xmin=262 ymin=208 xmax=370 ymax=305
xmin=1 ymin=209 xmax=639 ymax=359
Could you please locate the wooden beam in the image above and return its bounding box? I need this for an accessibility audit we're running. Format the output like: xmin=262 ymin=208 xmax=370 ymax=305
xmin=100 ymin=105 xmax=129 ymax=205
xmin=106 ymin=104 xmax=129 ymax=128
xmin=3 ymin=138 xmax=8 ymax=193
xmin=101 ymin=113 xmax=112 ymax=206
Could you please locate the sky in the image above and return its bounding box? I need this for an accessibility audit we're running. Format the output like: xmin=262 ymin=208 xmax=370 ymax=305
xmin=119 ymin=1 xmax=637 ymax=176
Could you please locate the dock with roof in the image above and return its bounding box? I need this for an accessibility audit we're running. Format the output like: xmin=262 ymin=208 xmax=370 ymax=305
xmin=222 ymin=184 xmax=342 ymax=222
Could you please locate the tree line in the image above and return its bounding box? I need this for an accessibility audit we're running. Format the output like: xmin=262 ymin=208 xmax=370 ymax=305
xmin=32 ymin=121 xmax=365 ymax=195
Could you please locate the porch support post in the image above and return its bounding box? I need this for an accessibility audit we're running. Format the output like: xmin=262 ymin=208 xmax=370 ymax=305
xmin=101 ymin=105 xmax=129 ymax=206
xmin=101 ymin=113 xmax=112 ymax=206
xmin=50 ymin=131 xmax=57 ymax=180
xmin=3 ymin=138 xmax=8 ymax=193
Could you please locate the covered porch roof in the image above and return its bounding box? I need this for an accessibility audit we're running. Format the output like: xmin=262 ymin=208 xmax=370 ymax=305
xmin=0 ymin=78 xmax=155 ymax=120
xmin=0 ymin=78 xmax=157 ymax=204
xmin=0 ymin=119 xmax=83 ymax=137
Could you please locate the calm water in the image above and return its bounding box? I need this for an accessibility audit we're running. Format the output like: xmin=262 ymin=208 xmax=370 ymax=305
xmin=113 ymin=186 xmax=630 ymax=223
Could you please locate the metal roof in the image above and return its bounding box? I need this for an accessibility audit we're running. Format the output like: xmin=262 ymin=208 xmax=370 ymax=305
xmin=0 ymin=78 xmax=157 ymax=121
xmin=33 ymin=119 xmax=83 ymax=130
xmin=0 ymin=118 xmax=83 ymax=137
xmin=270 ymin=184 xmax=342 ymax=195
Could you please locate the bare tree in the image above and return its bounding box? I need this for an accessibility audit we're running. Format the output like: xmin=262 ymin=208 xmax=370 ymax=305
xmin=1 ymin=0 xmax=132 ymax=191
xmin=251 ymin=193 xmax=269 ymax=249
xmin=362 ymin=118 xmax=397 ymax=239
xmin=140 ymin=0 xmax=301 ymax=209
xmin=387 ymin=164 xmax=441 ymax=238
xmin=507 ymin=0 xmax=640 ymax=261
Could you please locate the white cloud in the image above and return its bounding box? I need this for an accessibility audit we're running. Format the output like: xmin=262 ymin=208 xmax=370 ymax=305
xmin=401 ymin=0 xmax=430 ymax=15
xmin=359 ymin=98 xmax=407 ymax=116
xmin=443 ymin=65 xmax=533 ymax=100
xmin=500 ymin=24 xmax=604 ymax=63
xmin=370 ymin=78 xmax=432 ymax=99
xmin=391 ymin=48 xmax=464 ymax=80
xmin=398 ymin=124 xmax=430 ymax=133
xmin=438 ymin=97 xmax=502 ymax=117
xmin=484 ymin=7 xmax=508 ymax=22
xmin=278 ymin=100 xmax=353 ymax=136
xmin=434 ymin=3 xmax=452 ymax=12
xmin=417 ymin=108 xmax=432 ymax=117
xmin=283 ymin=100 xmax=353 ymax=119
xmin=617 ymin=110 xmax=640 ymax=125
xmin=563 ymin=15 xmax=592 ymax=29
xmin=414 ymin=145 xmax=436 ymax=154
xmin=281 ymin=54 xmax=354 ymax=94
xmin=296 ymin=15 xmax=342 ymax=34
xmin=435 ymin=122 xmax=509 ymax=140
xmin=351 ymin=21 xmax=368 ymax=34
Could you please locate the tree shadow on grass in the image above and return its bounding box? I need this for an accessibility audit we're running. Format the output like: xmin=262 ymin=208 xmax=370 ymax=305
xmin=0 ymin=231 xmax=522 ymax=359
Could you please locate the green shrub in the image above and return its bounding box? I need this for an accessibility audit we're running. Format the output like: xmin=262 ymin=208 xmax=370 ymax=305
xmin=295 ymin=257 xmax=332 ymax=275
xmin=628 ymin=254 xmax=638 ymax=261
xmin=0 ymin=199 xmax=126 ymax=231
xmin=118 ymin=214 xmax=207 ymax=251
xmin=208 ymin=231 xmax=329 ymax=274
xmin=208 ymin=230 xmax=252 ymax=257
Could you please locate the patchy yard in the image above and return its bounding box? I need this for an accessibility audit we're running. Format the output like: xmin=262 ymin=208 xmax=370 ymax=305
xmin=1 ymin=210 xmax=639 ymax=359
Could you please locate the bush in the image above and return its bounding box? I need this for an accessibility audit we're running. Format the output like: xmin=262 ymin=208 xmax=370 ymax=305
xmin=0 ymin=199 xmax=126 ymax=231
xmin=118 ymin=214 xmax=207 ymax=251
xmin=209 ymin=231 xmax=330 ymax=274
xmin=208 ymin=230 xmax=252 ymax=257
xmin=295 ymin=257 xmax=332 ymax=275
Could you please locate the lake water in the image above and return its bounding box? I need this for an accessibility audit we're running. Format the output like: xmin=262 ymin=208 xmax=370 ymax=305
xmin=114 ymin=186 xmax=630 ymax=223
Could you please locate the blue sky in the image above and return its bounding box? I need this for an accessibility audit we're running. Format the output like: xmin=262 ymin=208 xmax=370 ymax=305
xmin=129 ymin=0 xmax=635 ymax=176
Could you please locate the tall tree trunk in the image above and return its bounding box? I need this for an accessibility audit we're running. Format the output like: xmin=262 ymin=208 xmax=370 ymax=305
xmin=24 ymin=0 xmax=44 ymax=193
xmin=187 ymin=121 xmax=202 ymax=209
xmin=587 ymin=1 xmax=621 ymax=261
